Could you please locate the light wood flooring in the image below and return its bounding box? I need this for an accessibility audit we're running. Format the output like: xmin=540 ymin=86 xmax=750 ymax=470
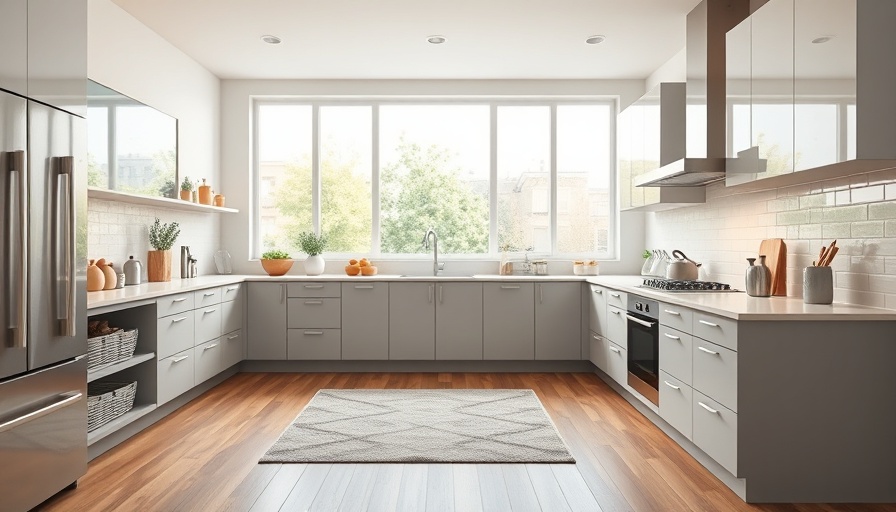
xmin=38 ymin=372 xmax=895 ymax=511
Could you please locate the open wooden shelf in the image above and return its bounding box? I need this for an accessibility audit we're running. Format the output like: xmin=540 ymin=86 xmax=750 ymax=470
xmin=88 ymin=187 xmax=238 ymax=213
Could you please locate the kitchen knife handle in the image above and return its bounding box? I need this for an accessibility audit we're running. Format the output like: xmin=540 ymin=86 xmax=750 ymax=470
xmin=56 ymin=157 xmax=76 ymax=337
xmin=7 ymin=151 xmax=27 ymax=349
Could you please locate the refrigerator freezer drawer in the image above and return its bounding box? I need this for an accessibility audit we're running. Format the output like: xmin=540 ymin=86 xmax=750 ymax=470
xmin=0 ymin=357 xmax=87 ymax=511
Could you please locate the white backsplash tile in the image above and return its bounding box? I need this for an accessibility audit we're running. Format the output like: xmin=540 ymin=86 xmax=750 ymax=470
xmin=647 ymin=170 xmax=896 ymax=308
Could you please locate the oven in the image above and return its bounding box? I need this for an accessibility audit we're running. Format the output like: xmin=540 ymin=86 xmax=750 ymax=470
xmin=626 ymin=295 xmax=659 ymax=406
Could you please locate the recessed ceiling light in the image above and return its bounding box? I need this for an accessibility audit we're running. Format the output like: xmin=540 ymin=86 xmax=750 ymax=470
xmin=427 ymin=35 xmax=446 ymax=45
xmin=585 ymin=35 xmax=606 ymax=45
xmin=812 ymin=36 xmax=833 ymax=44
xmin=261 ymin=35 xmax=282 ymax=45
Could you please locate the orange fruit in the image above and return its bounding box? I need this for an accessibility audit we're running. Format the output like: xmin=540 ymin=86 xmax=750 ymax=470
xmin=345 ymin=265 xmax=361 ymax=276
xmin=360 ymin=265 xmax=377 ymax=276
xmin=359 ymin=259 xmax=370 ymax=267
xmin=349 ymin=258 xmax=358 ymax=265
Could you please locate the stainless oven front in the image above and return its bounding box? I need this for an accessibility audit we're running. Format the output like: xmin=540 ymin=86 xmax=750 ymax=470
xmin=626 ymin=295 xmax=659 ymax=406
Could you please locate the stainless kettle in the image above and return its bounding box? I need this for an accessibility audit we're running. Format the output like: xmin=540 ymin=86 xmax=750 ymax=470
xmin=665 ymin=250 xmax=701 ymax=281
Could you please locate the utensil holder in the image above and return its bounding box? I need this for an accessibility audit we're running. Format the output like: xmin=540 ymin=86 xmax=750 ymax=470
xmin=803 ymin=266 xmax=833 ymax=304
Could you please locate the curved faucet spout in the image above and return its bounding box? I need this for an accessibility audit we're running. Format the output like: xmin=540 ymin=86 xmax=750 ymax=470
xmin=423 ymin=228 xmax=440 ymax=276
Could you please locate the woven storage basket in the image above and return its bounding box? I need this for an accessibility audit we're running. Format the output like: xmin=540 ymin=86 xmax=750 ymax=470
xmin=87 ymin=381 xmax=137 ymax=432
xmin=87 ymin=328 xmax=138 ymax=370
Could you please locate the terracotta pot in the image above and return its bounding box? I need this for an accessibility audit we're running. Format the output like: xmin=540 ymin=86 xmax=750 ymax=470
xmin=87 ymin=259 xmax=105 ymax=291
xmin=180 ymin=189 xmax=191 ymax=201
xmin=147 ymin=250 xmax=172 ymax=282
xmin=213 ymin=194 xmax=225 ymax=207
xmin=101 ymin=262 xmax=117 ymax=290
xmin=260 ymin=259 xmax=293 ymax=277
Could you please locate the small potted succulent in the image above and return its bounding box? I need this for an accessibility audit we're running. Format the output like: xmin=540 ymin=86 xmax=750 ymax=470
xmin=147 ymin=218 xmax=180 ymax=282
xmin=260 ymin=249 xmax=294 ymax=276
xmin=295 ymin=231 xmax=328 ymax=276
xmin=179 ymin=176 xmax=193 ymax=201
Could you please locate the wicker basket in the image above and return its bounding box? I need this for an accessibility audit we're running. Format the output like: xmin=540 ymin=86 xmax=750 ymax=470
xmin=87 ymin=328 xmax=138 ymax=370
xmin=87 ymin=381 xmax=137 ymax=432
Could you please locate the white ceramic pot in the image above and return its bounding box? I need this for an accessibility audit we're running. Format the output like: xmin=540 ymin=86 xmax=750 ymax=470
xmin=304 ymin=254 xmax=325 ymax=276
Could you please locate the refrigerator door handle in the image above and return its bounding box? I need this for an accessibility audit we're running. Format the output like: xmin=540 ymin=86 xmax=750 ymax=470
xmin=0 ymin=391 xmax=83 ymax=434
xmin=55 ymin=157 xmax=75 ymax=337
xmin=7 ymin=150 xmax=26 ymax=348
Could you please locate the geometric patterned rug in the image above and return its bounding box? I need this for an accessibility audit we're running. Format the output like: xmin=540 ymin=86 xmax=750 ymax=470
xmin=259 ymin=389 xmax=575 ymax=463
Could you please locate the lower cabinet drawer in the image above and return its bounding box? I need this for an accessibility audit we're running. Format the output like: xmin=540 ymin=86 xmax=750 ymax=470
xmin=693 ymin=338 xmax=738 ymax=412
xmin=659 ymin=371 xmax=692 ymax=441
xmin=195 ymin=339 xmax=223 ymax=385
xmin=157 ymin=348 xmax=194 ymax=406
xmin=659 ymin=325 xmax=692 ymax=385
xmin=194 ymin=305 xmax=222 ymax=345
xmin=288 ymin=329 xmax=341 ymax=360
xmin=287 ymin=298 xmax=341 ymax=329
xmin=588 ymin=332 xmax=608 ymax=374
xmin=606 ymin=341 xmax=627 ymax=386
xmin=693 ymin=390 xmax=738 ymax=476
xmin=606 ymin=306 xmax=627 ymax=349
xmin=221 ymin=330 xmax=244 ymax=369
xmin=221 ymin=297 xmax=243 ymax=336
xmin=157 ymin=313 xmax=194 ymax=360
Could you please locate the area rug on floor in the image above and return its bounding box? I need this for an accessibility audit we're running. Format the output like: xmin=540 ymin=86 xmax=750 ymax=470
xmin=259 ymin=389 xmax=575 ymax=463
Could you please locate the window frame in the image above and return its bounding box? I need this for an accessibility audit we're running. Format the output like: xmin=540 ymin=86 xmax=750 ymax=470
xmin=251 ymin=97 xmax=617 ymax=260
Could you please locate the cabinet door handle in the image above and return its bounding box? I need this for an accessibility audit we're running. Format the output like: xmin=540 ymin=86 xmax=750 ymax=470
xmin=664 ymin=309 xmax=680 ymax=316
xmin=500 ymin=285 xmax=520 ymax=290
xmin=203 ymin=308 xmax=217 ymax=314
xmin=227 ymin=334 xmax=240 ymax=340
xmin=698 ymin=319 xmax=719 ymax=328
xmin=304 ymin=300 xmax=323 ymax=305
xmin=592 ymin=334 xmax=600 ymax=340
xmin=304 ymin=284 xmax=324 ymax=289
xmin=171 ymin=316 xmax=187 ymax=323
xmin=610 ymin=293 xmax=620 ymax=298
xmin=203 ymin=292 xmax=215 ymax=297
xmin=663 ymin=332 xmax=681 ymax=340
xmin=697 ymin=346 xmax=719 ymax=355
xmin=173 ymin=297 xmax=187 ymax=303
xmin=593 ymin=289 xmax=602 ymax=294
xmin=625 ymin=314 xmax=655 ymax=328
xmin=539 ymin=284 xmax=543 ymax=304
xmin=611 ymin=310 xmax=621 ymax=315
xmin=280 ymin=284 xmax=285 ymax=304
xmin=609 ymin=346 xmax=620 ymax=354
xmin=203 ymin=343 xmax=218 ymax=350
xmin=304 ymin=330 xmax=324 ymax=335
xmin=226 ymin=286 xmax=238 ymax=291
xmin=172 ymin=355 xmax=189 ymax=363
xmin=354 ymin=285 xmax=374 ymax=289
xmin=428 ymin=284 xmax=433 ymax=303
xmin=439 ymin=285 xmax=444 ymax=304
xmin=0 ymin=392 xmax=82 ymax=434
xmin=698 ymin=401 xmax=719 ymax=414
xmin=663 ymin=380 xmax=680 ymax=390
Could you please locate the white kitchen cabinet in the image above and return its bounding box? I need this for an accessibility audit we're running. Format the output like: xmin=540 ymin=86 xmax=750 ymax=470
xmin=194 ymin=288 xmax=221 ymax=309
xmin=605 ymin=305 xmax=627 ymax=350
xmin=221 ymin=330 xmax=244 ymax=370
xmin=157 ymin=348 xmax=194 ymax=406
xmin=247 ymin=282 xmax=287 ymax=360
xmin=194 ymin=304 xmax=222 ymax=345
xmin=588 ymin=332 xmax=609 ymax=374
xmin=693 ymin=338 xmax=738 ymax=412
xmin=194 ymin=339 xmax=222 ymax=385
xmin=693 ymin=390 xmax=738 ymax=476
xmin=659 ymin=371 xmax=693 ymax=441
xmin=287 ymin=298 xmax=341 ymax=329
xmin=483 ymin=282 xmax=534 ymax=360
xmin=435 ymin=283 xmax=483 ymax=360
xmin=389 ymin=282 xmax=435 ymax=360
xmin=588 ymin=284 xmax=608 ymax=335
xmin=534 ymin=282 xmax=581 ymax=360
xmin=658 ymin=325 xmax=692 ymax=385
xmin=342 ymin=282 xmax=389 ymax=360
xmin=220 ymin=283 xmax=243 ymax=304
xmin=288 ymin=282 xmax=340 ymax=298
xmin=606 ymin=341 xmax=627 ymax=387
xmin=693 ymin=311 xmax=738 ymax=351
xmin=157 ymin=292 xmax=194 ymax=318
xmin=220 ymin=295 xmax=243 ymax=336
xmin=659 ymin=302 xmax=693 ymax=333
xmin=156 ymin=312 xmax=194 ymax=360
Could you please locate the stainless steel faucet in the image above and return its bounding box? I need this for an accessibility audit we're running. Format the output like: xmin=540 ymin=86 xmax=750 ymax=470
xmin=422 ymin=228 xmax=443 ymax=276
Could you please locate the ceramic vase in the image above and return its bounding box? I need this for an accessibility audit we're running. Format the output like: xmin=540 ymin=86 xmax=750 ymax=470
xmin=803 ymin=266 xmax=833 ymax=304
xmin=147 ymin=250 xmax=172 ymax=282
xmin=304 ymin=254 xmax=325 ymax=276
xmin=101 ymin=262 xmax=118 ymax=290
xmin=87 ymin=260 xmax=105 ymax=291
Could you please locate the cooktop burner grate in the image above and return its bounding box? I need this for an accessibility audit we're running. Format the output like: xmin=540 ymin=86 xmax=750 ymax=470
xmin=640 ymin=278 xmax=737 ymax=292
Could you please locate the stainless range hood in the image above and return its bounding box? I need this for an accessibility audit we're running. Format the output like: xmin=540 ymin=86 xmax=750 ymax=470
xmin=637 ymin=0 xmax=750 ymax=187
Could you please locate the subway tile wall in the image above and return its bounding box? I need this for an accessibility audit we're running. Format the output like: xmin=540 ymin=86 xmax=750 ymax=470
xmin=88 ymin=198 xmax=221 ymax=280
xmin=646 ymin=169 xmax=896 ymax=308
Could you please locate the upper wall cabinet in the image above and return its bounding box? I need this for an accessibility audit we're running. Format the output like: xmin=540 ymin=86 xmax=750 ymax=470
xmin=0 ymin=0 xmax=28 ymax=96
xmin=27 ymin=0 xmax=87 ymax=117
xmin=619 ymin=83 xmax=705 ymax=211
xmin=726 ymin=0 xmax=896 ymax=189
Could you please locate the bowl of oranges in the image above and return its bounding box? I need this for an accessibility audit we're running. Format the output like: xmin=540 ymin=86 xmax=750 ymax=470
xmin=345 ymin=258 xmax=377 ymax=276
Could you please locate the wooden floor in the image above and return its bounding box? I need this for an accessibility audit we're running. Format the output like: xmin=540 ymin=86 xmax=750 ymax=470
xmin=39 ymin=372 xmax=894 ymax=511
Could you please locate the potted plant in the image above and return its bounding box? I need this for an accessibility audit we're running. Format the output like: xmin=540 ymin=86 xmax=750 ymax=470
xmin=147 ymin=218 xmax=180 ymax=282
xmin=179 ymin=176 xmax=193 ymax=201
xmin=260 ymin=249 xmax=294 ymax=276
xmin=296 ymin=231 xmax=328 ymax=276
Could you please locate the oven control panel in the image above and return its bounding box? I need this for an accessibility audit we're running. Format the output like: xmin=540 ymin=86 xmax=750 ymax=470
xmin=627 ymin=295 xmax=659 ymax=320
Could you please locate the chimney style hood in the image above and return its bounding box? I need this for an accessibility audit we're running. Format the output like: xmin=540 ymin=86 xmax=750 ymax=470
xmin=636 ymin=0 xmax=750 ymax=187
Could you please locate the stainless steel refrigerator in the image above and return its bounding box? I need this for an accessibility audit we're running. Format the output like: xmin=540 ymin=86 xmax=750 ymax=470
xmin=0 ymin=89 xmax=88 ymax=511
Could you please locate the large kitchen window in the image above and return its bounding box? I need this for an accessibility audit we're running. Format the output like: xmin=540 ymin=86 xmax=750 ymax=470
xmin=253 ymin=99 xmax=615 ymax=259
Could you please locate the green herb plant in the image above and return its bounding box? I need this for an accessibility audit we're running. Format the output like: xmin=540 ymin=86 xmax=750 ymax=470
xmin=261 ymin=249 xmax=291 ymax=260
xmin=148 ymin=218 xmax=180 ymax=251
xmin=180 ymin=177 xmax=193 ymax=191
xmin=295 ymin=231 xmax=328 ymax=256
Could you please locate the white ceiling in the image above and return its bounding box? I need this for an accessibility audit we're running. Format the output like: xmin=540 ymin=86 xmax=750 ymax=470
xmin=111 ymin=0 xmax=702 ymax=80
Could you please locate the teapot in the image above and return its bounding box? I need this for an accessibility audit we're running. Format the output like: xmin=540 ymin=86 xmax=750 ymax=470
xmin=665 ymin=250 xmax=701 ymax=281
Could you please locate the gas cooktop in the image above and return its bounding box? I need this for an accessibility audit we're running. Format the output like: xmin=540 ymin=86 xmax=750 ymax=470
xmin=639 ymin=277 xmax=739 ymax=292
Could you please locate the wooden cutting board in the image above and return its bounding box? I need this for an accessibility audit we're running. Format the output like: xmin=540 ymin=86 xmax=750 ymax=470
xmin=759 ymin=238 xmax=787 ymax=296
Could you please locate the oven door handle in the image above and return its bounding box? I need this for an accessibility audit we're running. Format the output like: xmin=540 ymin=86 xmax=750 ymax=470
xmin=625 ymin=314 xmax=656 ymax=328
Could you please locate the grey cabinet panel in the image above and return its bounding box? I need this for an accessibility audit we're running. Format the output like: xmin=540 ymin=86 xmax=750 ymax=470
xmin=588 ymin=285 xmax=608 ymax=335
xmin=588 ymin=332 xmax=609 ymax=374
xmin=157 ymin=348 xmax=194 ymax=406
xmin=287 ymin=329 xmax=341 ymax=360
xmin=287 ymin=298 xmax=341 ymax=329
xmin=605 ymin=305 xmax=627 ymax=349
xmin=288 ymin=282 xmax=341 ymax=298
xmin=195 ymin=339 xmax=222 ymax=385
xmin=247 ymin=282 xmax=287 ymax=360
xmin=194 ymin=305 xmax=222 ymax=345
xmin=693 ymin=390 xmax=738 ymax=476
xmin=27 ymin=0 xmax=87 ymax=117
xmin=157 ymin=292 xmax=194 ymax=318
xmin=606 ymin=342 xmax=627 ymax=386
xmin=389 ymin=283 xmax=435 ymax=360
xmin=535 ymin=282 xmax=581 ymax=360
xmin=220 ymin=283 xmax=243 ymax=303
xmin=221 ymin=330 xmax=244 ymax=369
xmin=693 ymin=311 xmax=738 ymax=351
xmin=342 ymin=283 xmax=389 ymax=360
xmin=693 ymin=339 xmax=738 ymax=412
xmin=221 ymin=295 xmax=243 ymax=335
xmin=156 ymin=313 xmax=194 ymax=360
xmin=659 ymin=371 xmax=693 ymax=441
xmin=659 ymin=302 xmax=694 ymax=333
xmin=658 ymin=325 xmax=693 ymax=385
xmin=0 ymin=0 xmax=27 ymax=95
xmin=193 ymin=288 xmax=221 ymax=309
xmin=435 ymin=283 xmax=483 ymax=360
xmin=483 ymin=282 xmax=534 ymax=360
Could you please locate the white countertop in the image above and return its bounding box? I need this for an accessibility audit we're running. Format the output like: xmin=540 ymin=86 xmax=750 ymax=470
xmin=88 ymin=273 xmax=587 ymax=310
xmin=586 ymin=275 xmax=896 ymax=321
